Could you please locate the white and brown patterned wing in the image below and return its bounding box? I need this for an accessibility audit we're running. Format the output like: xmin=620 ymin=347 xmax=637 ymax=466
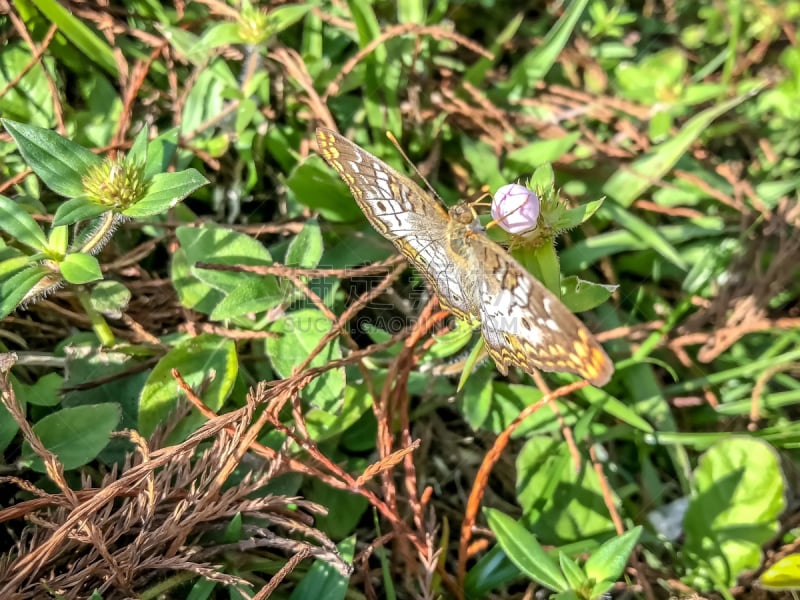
xmin=316 ymin=127 xmax=473 ymax=319
xmin=474 ymin=239 xmax=613 ymax=386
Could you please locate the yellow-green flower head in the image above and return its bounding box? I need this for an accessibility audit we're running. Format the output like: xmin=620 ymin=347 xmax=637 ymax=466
xmin=82 ymin=159 xmax=147 ymax=210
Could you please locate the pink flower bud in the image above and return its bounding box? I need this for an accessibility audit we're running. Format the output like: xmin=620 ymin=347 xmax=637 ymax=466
xmin=491 ymin=184 xmax=540 ymax=234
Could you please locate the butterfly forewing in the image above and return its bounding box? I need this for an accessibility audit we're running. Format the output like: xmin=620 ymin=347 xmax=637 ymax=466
xmin=316 ymin=127 xmax=475 ymax=319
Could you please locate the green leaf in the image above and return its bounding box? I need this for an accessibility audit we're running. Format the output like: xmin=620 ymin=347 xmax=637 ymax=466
xmin=170 ymin=248 xmax=225 ymax=315
xmin=584 ymin=526 xmax=642 ymax=592
xmin=175 ymin=223 xmax=282 ymax=319
xmin=289 ymin=536 xmax=354 ymax=600
xmin=209 ymin=277 xmax=285 ymax=320
xmin=126 ymin=127 xmax=149 ymax=170
xmin=139 ymin=334 xmax=238 ymax=439
xmin=529 ymin=162 xmax=555 ymax=192
xmin=52 ymin=197 xmax=109 ymax=227
xmin=13 ymin=372 xmax=63 ymax=407
xmin=122 ymin=169 xmax=208 ymax=218
xmin=553 ymin=199 xmax=604 ymax=230
xmin=507 ymin=134 xmax=581 ymax=170
xmin=144 ymin=128 xmax=179 ymax=178
xmin=0 ymin=196 xmax=48 ymax=252
xmin=176 ymin=224 xmax=273 ymax=292
xmin=24 ymin=0 xmax=118 ymax=76
xmin=287 ymin=158 xmax=364 ymax=223
xmin=266 ymin=3 xmax=314 ymax=36
xmin=425 ymin=319 xmax=474 ymax=360
xmin=602 ymin=87 xmax=761 ymax=207
xmin=2 ymin=119 xmax=103 ymax=197
xmin=89 ymin=280 xmax=131 ymax=318
xmin=59 ymin=253 xmax=102 ymax=284
xmin=0 ymin=265 xmax=52 ymax=318
xmin=516 ymin=437 xmax=617 ymax=544
xmin=601 ymin=201 xmax=687 ymax=270
xmin=200 ymin=22 xmax=245 ymax=51
xmin=558 ymin=553 xmax=586 ymax=590
xmin=304 ymin=381 xmax=373 ymax=443
xmin=682 ymin=437 xmax=785 ymax=589
xmin=21 ymin=403 xmax=121 ymax=472
xmin=0 ymin=397 xmax=20 ymax=455
xmin=513 ymin=242 xmax=561 ymax=297
xmin=267 ymin=309 xmax=344 ymax=413
xmin=485 ymin=508 xmax=568 ymax=591
xmin=47 ymin=225 xmax=68 ymax=256
xmin=0 ymin=44 xmax=54 ymax=126
xmin=560 ymin=276 xmax=617 ymax=313
xmin=560 ymin=218 xmax=724 ymax=272
xmin=507 ymin=0 xmax=590 ymax=97
xmin=286 ymin=219 xmax=324 ymax=269
xmin=460 ymin=366 xmax=494 ymax=430
xmin=0 ymin=254 xmax=31 ymax=279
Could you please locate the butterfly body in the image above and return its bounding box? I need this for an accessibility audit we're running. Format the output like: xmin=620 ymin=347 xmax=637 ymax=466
xmin=315 ymin=127 xmax=613 ymax=386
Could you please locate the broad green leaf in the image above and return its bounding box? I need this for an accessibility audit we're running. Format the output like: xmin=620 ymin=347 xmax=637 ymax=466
xmin=425 ymin=319 xmax=474 ymax=360
xmin=122 ymin=169 xmax=208 ymax=218
xmin=460 ymin=366 xmax=494 ymax=430
xmin=2 ymin=119 xmax=103 ymax=197
xmin=308 ymin=477 xmax=369 ymax=539
xmin=0 ymin=195 xmax=48 ymax=251
xmin=560 ymin=276 xmax=617 ymax=313
xmin=267 ymin=309 xmax=344 ymax=413
xmin=584 ymin=526 xmax=643 ymax=592
xmin=682 ymin=437 xmax=785 ymax=589
xmin=210 ymin=277 xmax=284 ymax=320
xmin=265 ymin=3 xmax=314 ymax=36
xmin=286 ymin=219 xmax=324 ymax=269
xmin=21 ymin=403 xmax=121 ymax=472
xmin=90 ymin=281 xmax=131 ymax=318
xmin=0 ymin=398 xmax=20 ymax=454
xmin=144 ymin=128 xmax=179 ymax=178
xmin=288 ymin=158 xmax=364 ymax=223
xmin=52 ymin=197 xmax=109 ymax=227
xmin=170 ymin=247 xmax=225 ymax=314
xmin=517 ymin=437 xmax=617 ymax=544
xmin=485 ymin=508 xmax=568 ymax=591
xmin=139 ymin=334 xmax=238 ymax=438
xmin=13 ymin=372 xmax=62 ymax=407
xmin=126 ymin=127 xmax=148 ymax=169
xmin=176 ymin=224 xmax=273 ymax=292
xmin=59 ymin=253 xmax=102 ymax=284
xmin=0 ymin=265 xmax=52 ymax=318
xmin=304 ymin=381 xmax=373 ymax=443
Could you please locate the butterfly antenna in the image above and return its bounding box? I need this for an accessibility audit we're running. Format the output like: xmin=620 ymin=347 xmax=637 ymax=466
xmin=386 ymin=131 xmax=443 ymax=201
xmin=485 ymin=197 xmax=528 ymax=231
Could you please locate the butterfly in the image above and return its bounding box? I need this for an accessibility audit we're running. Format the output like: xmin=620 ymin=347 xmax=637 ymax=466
xmin=315 ymin=128 xmax=613 ymax=386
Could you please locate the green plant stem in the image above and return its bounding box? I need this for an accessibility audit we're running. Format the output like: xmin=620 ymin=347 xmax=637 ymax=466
xmin=76 ymin=288 xmax=115 ymax=346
